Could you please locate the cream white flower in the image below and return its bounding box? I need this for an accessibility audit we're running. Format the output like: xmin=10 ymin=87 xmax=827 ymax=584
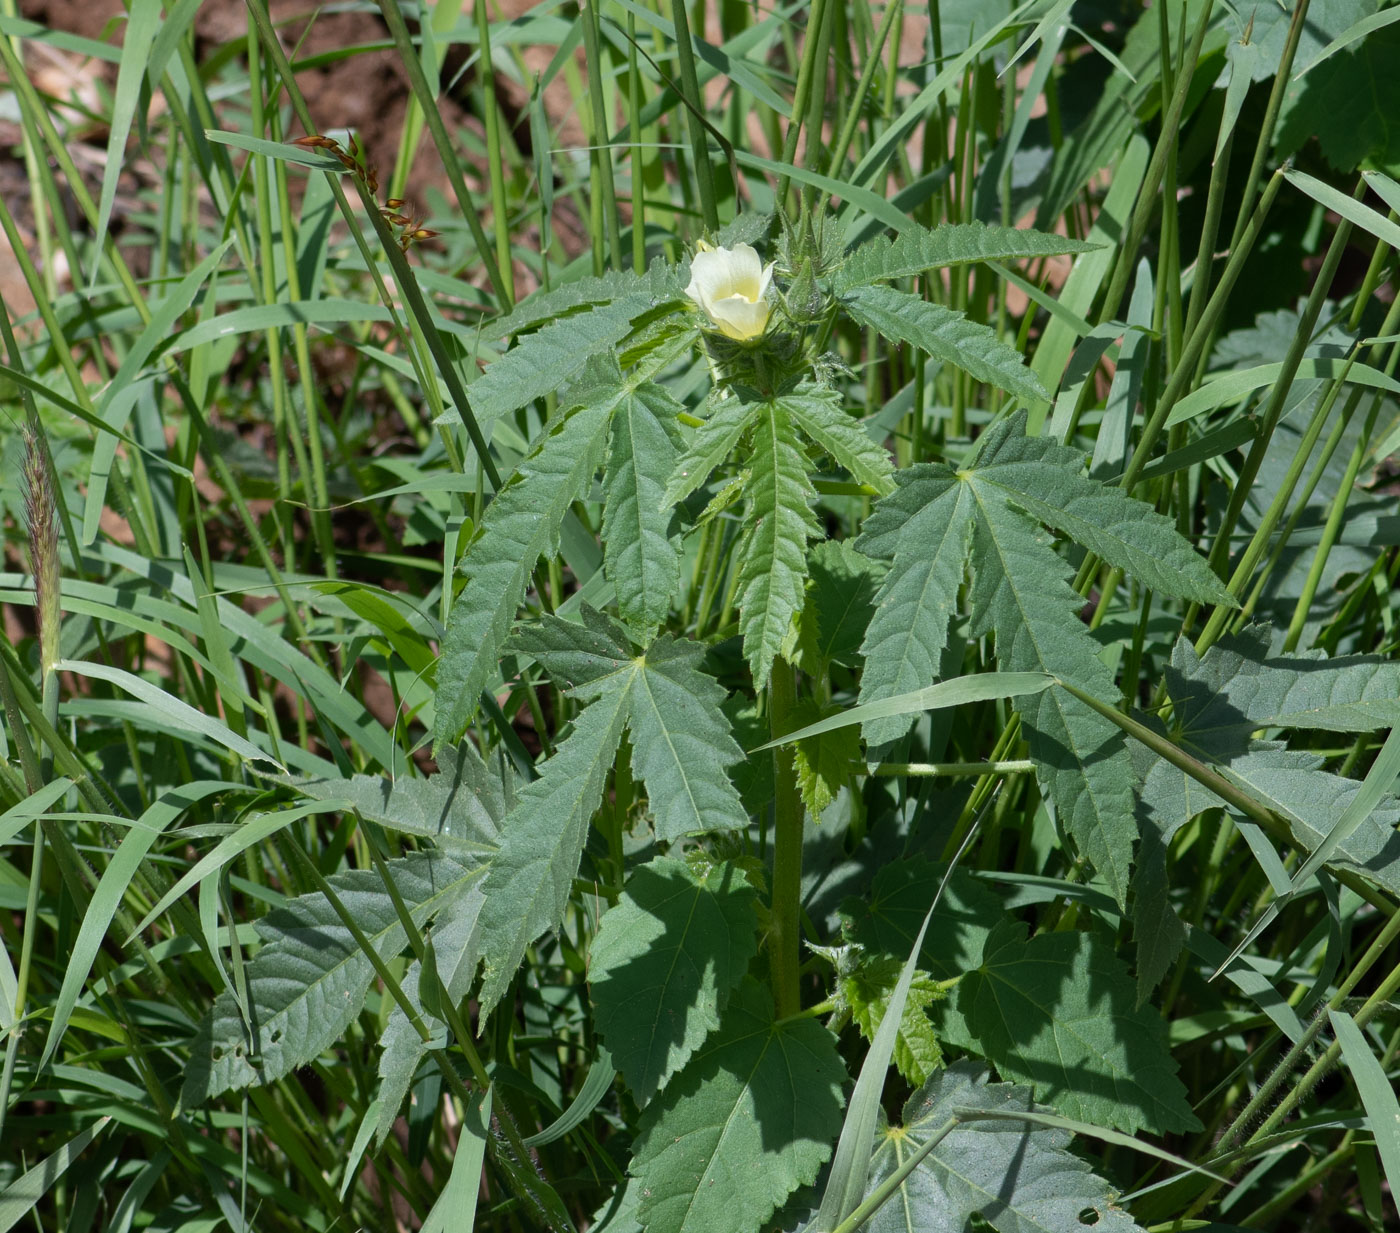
xmin=685 ymin=241 xmax=775 ymax=341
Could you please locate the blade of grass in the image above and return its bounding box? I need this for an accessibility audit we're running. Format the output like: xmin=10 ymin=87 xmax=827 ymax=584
xmin=373 ymin=0 xmax=511 ymax=306
xmin=667 ymin=0 xmax=720 ymax=231
xmin=89 ymin=0 xmax=162 ymax=290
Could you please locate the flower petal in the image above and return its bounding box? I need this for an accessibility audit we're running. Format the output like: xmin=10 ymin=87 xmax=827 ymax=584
xmin=708 ymin=293 xmax=773 ymax=341
xmin=726 ymin=243 xmax=765 ymax=300
xmin=686 ymin=248 xmax=736 ymax=313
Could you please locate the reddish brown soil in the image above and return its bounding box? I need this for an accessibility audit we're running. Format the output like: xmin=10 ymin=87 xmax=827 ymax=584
xmin=0 ymin=0 xmax=587 ymax=319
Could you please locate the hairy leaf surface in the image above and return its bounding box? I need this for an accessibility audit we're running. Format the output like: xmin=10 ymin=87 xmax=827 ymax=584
xmin=791 ymin=701 xmax=861 ymax=819
xmin=1218 ymin=746 xmax=1400 ymax=895
xmin=589 ymin=857 xmax=758 ymax=1104
xmin=288 ymin=740 xmax=510 ymax=849
xmin=184 ymin=849 xmax=483 ymax=1104
xmin=969 ymin=496 xmax=1136 ymax=906
xmin=960 ymin=432 xmax=1233 ymax=604
xmin=736 ymin=402 xmax=819 ymax=688
xmin=855 ymin=472 xmax=975 ymax=745
xmin=630 ymin=978 xmax=845 ymax=1233
xmin=1168 ymin=628 xmax=1400 ymax=747
xmin=799 ymin=538 xmax=885 ymax=671
xmin=374 ymin=962 xmax=441 ymax=1147
xmin=514 ymin=610 xmax=749 ymax=841
xmin=625 ymin=637 xmax=751 ymax=840
xmin=841 ymin=859 xmax=1004 ymax=983
xmin=1137 ymin=634 xmax=1400 ymax=903
xmin=473 ymin=689 xmax=630 ymax=1017
xmin=779 ymin=388 xmax=895 ymax=494
xmin=602 ymin=383 xmax=685 ymax=634
xmin=955 ymin=921 xmax=1199 ymax=1134
xmin=863 ymin=1063 xmax=1145 ymax=1233
xmin=841 ymin=285 xmax=1049 ymax=402
xmin=435 ymin=384 xmax=617 ymax=744
xmin=375 ymin=883 xmax=488 ymax=1145
xmin=1130 ymin=814 xmax=1185 ymax=1005
xmin=663 ymin=395 xmax=759 ymax=508
xmin=853 ymin=413 xmax=1226 ymax=902
xmin=469 ymin=295 xmax=648 ymax=426
xmin=487 ymin=260 xmax=682 ymax=338
xmin=842 ymin=958 xmax=943 ymax=1087
xmin=833 ymin=221 xmax=1098 ymax=292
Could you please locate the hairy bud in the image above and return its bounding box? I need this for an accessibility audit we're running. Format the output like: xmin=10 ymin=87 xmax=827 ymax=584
xmin=22 ymin=426 xmax=60 ymax=675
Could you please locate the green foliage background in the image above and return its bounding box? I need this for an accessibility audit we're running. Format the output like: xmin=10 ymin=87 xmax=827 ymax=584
xmin=2 ymin=0 xmax=1400 ymax=1230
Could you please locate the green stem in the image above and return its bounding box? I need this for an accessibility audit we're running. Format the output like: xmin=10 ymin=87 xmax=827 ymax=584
xmin=871 ymin=760 xmax=1036 ymax=777
xmin=1056 ymin=677 xmax=1397 ymax=916
xmin=668 ymin=0 xmax=720 ymax=231
xmin=0 ymin=727 xmax=43 ymax=1142
xmin=1097 ymin=0 xmax=1214 ymax=325
xmin=1225 ymin=0 xmax=1310 ymax=255
xmin=375 ymin=0 xmax=512 ymax=307
xmin=1194 ymin=343 xmax=1362 ymax=652
xmin=1114 ymin=167 xmax=1285 ymax=495
xmin=1175 ymin=908 xmax=1400 ymax=1222
xmin=768 ymin=657 xmax=804 ymax=1019
xmin=1284 ymin=399 xmax=1381 ymax=651
xmin=776 ymin=0 xmax=831 ymax=209
xmin=825 ymin=0 xmax=901 ymax=180
xmin=1197 ymin=179 xmax=1361 ymax=608
xmin=627 ymin=10 xmax=647 ymax=272
xmin=476 ymin=0 xmax=517 ymax=301
xmin=581 ymin=0 xmax=623 ymax=270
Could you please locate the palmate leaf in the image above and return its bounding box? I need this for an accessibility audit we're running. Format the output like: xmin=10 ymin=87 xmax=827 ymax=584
xmin=950 ymin=921 xmax=1199 ymax=1136
xmin=854 ymin=472 xmax=975 ymax=746
xmin=662 ymin=393 xmax=759 ymax=508
xmin=798 ymin=538 xmax=885 ymax=672
xmin=840 ymin=285 xmax=1049 ymax=403
xmin=434 ymin=371 xmax=620 ymax=746
xmin=779 ymin=388 xmax=895 ymax=494
xmin=959 ymin=431 xmax=1232 ymax=605
xmin=473 ymin=685 xmax=631 ymax=1017
xmin=589 ymin=857 xmax=758 ymax=1104
xmin=842 ymin=958 xmax=944 ymax=1087
xmin=601 ymin=382 xmax=685 ymax=634
xmin=467 ymin=295 xmax=650 ymax=427
xmin=832 ymin=221 xmax=1099 ymax=293
xmin=663 ymin=389 xmax=888 ymax=688
xmin=862 ymin=1063 xmax=1146 ymax=1233
xmin=487 ymin=258 xmax=683 ymax=338
xmin=855 ymin=413 xmax=1226 ymax=902
xmin=969 ymin=496 xmax=1137 ymax=906
xmin=472 ymin=612 xmax=752 ymax=1017
xmin=182 ymin=849 xmax=483 ymax=1105
xmin=630 ymin=977 xmax=846 ymax=1233
xmin=841 ymin=860 xmax=1004 ymax=984
xmin=515 ymin=609 xmax=750 ymax=841
xmin=1167 ymin=627 xmax=1400 ymax=748
xmin=737 ymin=402 xmax=821 ymax=688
